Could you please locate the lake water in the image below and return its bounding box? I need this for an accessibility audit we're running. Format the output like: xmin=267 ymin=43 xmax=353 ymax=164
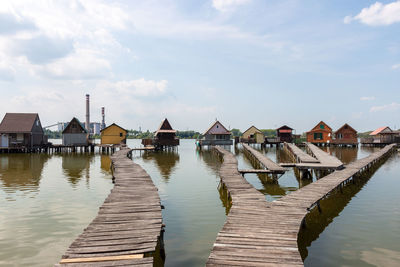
xmin=0 ymin=139 xmax=398 ymax=266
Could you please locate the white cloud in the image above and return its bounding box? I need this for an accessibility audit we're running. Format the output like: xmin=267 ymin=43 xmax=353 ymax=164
xmin=360 ymin=96 xmax=375 ymax=101
xmin=212 ymin=0 xmax=252 ymax=12
xmin=0 ymin=59 xmax=15 ymax=81
xmin=36 ymin=48 xmax=111 ymax=80
xmin=392 ymin=63 xmax=400 ymax=69
xmin=370 ymin=102 xmax=400 ymax=112
xmin=345 ymin=1 xmax=400 ymax=26
xmin=99 ymin=79 xmax=168 ymax=97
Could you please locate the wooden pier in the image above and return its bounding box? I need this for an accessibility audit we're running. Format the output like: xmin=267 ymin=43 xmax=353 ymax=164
xmin=242 ymin=143 xmax=286 ymax=174
xmin=55 ymin=147 xmax=164 ymax=267
xmin=207 ymin=144 xmax=396 ymax=266
xmin=283 ymin=142 xmax=343 ymax=171
xmin=304 ymin=143 xmax=343 ymax=169
xmin=284 ymin=143 xmax=319 ymax=163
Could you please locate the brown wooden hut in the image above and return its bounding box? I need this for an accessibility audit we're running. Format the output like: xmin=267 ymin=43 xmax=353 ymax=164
xmin=306 ymin=121 xmax=332 ymax=144
xmin=62 ymin=117 xmax=88 ymax=146
xmin=154 ymin=118 xmax=179 ymax=148
xmin=0 ymin=113 xmax=45 ymax=149
xmin=361 ymin=126 xmax=399 ymax=145
xmin=276 ymin=125 xmax=293 ymax=143
xmin=332 ymin=123 xmax=358 ymax=146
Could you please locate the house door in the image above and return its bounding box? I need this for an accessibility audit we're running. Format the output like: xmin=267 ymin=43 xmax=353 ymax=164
xmin=1 ymin=134 xmax=9 ymax=147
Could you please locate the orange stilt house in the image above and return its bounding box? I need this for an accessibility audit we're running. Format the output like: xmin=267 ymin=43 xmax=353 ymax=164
xmin=332 ymin=123 xmax=358 ymax=146
xmin=306 ymin=121 xmax=332 ymax=145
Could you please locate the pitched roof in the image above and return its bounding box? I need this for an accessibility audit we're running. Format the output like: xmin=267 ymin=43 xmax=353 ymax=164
xmin=155 ymin=118 xmax=176 ymax=135
xmin=307 ymin=121 xmax=332 ymax=133
xmin=100 ymin=123 xmax=127 ymax=133
xmin=335 ymin=123 xmax=357 ymax=134
xmin=277 ymin=125 xmax=293 ymax=131
xmin=62 ymin=117 xmax=87 ymax=134
xmin=0 ymin=113 xmax=40 ymax=133
xmin=243 ymin=125 xmax=262 ymax=136
xmin=369 ymin=126 xmax=392 ymax=136
xmin=203 ymin=120 xmax=231 ymax=135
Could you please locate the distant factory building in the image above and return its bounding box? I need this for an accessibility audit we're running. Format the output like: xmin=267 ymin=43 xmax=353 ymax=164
xmin=0 ymin=113 xmax=45 ymax=148
xmin=62 ymin=117 xmax=88 ymax=146
xmin=100 ymin=123 xmax=127 ymax=145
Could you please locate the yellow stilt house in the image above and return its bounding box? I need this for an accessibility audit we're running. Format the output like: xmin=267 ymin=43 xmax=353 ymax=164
xmin=241 ymin=126 xmax=265 ymax=144
xmin=100 ymin=123 xmax=127 ymax=145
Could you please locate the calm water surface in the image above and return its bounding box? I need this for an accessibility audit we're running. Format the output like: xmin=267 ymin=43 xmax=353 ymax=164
xmin=0 ymin=140 xmax=399 ymax=266
xmin=0 ymin=140 xmax=114 ymax=266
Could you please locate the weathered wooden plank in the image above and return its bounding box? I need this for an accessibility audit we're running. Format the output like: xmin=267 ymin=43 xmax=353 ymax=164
xmin=55 ymin=147 xmax=163 ymax=266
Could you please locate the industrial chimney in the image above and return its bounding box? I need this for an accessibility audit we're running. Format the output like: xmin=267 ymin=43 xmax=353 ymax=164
xmin=86 ymin=94 xmax=90 ymax=134
xmin=101 ymin=107 xmax=105 ymax=130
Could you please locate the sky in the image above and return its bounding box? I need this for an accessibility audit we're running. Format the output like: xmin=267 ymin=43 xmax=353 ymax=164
xmin=0 ymin=0 xmax=399 ymax=133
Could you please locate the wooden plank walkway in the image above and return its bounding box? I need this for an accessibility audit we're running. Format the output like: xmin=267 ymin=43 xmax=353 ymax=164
xmin=207 ymin=146 xmax=303 ymax=266
xmin=242 ymin=143 xmax=286 ymax=174
xmin=304 ymin=143 xmax=343 ymax=169
xmin=238 ymin=169 xmax=275 ymax=174
xmin=55 ymin=147 xmax=163 ymax=267
xmin=284 ymin=143 xmax=319 ymax=163
xmin=284 ymin=143 xmax=344 ymax=170
xmin=207 ymin=144 xmax=396 ymax=266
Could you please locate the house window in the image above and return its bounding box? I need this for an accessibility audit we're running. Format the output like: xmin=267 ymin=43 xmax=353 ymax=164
xmin=36 ymin=120 xmax=39 ymax=127
xmin=120 ymin=133 xmax=123 ymax=137
xmin=314 ymin=133 xmax=323 ymax=140
xmin=320 ymin=124 xmax=324 ymax=129
xmin=72 ymin=124 xmax=77 ymax=129
xmin=216 ymin=125 xmax=219 ymax=128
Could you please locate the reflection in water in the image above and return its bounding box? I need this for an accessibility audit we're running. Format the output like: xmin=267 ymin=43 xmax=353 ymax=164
xmin=61 ymin=153 xmax=94 ymax=186
xmin=197 ymin=149 xmax=221 ymax=175
xmin=0 ymin=154 xmax=49 ymax=194
xmin=141 ymin=151 xmax=180 ymax=182
xmin=100 ymin=154 xmax=112 ymax=173
xmin=298 ymin=155 xmax=388 ymax=263
xmin=0 ymin=148 xmax=114 ymax=267
xmin=241 ymin=152 xmax=287 ymax=197
xmin=326 ymin=146 xmax=358 ymax=164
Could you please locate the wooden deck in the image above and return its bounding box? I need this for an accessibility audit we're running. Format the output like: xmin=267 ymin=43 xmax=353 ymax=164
xmin=207 ymin=144 xmax=396 ymax=266
xmin=303 ymin=143 xmax=343 ymax=169
xmin=284 ymin=143 xmax=319 ymax=163
xmin=242 ymin=143 xmax=286 ymax=174
xmin=55 ymin=147 xmax=163 ymax=267
xmin=284 ymin=143 xmax=344 ymax=170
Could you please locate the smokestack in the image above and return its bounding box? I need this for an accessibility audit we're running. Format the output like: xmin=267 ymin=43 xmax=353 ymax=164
xmin=101 ymin=107 xmax=105 ymax=130
xmin=86 ymin=94 xmax=90 ymax=134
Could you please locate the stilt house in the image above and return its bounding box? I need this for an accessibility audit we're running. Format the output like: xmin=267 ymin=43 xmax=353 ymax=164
xmin=306 ymin=121 xmax=332 ymax=144
xmin=62 ymin=117 xmax=88 ymax=146
xmin=154 ymin=118 xmax=179 ymax=148
xmin=332 ymin=123 xmax=358 ymax=146
xmin=364 ymin=126 xmax=399 ymax=144
xmin=198 ymin=120 xmax=232 ymax=146
xmin=241 ymin=126 xmax=264 ymax=144
xmin=276 ymin=125 xmax=293 ymax=143
xmin=100 ymin=123 xmax=127 ymax=145
xmin=0 ymin=113 xmax=45 ymax=148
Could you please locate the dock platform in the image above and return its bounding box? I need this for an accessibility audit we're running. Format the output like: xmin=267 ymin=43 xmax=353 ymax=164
xmin=303 ymin=143 xmax=343 ymax=169
xmin=284 ymin=143 xmax=319 ymax=163
xmin=207 ymin=144 xmax=395 ymax=266
xmin=55 ymin=147 xmax=163 ymax=267
xmin=242 ymin=143 xmax=286 ymax=174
